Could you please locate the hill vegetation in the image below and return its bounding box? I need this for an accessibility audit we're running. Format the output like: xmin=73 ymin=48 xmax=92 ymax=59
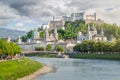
xmin=58 ymin=20 xmax=120 ymax=40
xmin=22 ymin=20 xmax=120 ymax=41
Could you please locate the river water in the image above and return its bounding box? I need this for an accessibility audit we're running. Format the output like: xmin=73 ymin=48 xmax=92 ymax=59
xmin=29 ymin=57 xmax=120 ymax=80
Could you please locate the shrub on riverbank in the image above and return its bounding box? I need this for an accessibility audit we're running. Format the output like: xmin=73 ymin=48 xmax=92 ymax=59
xmin=0 ymin=57 xmax=43 ymax=80
xmin=46 ymin=44 xmax=52 ymax=51
xmin=55 ymin=45 xmax=64 ymax=52
xmin=35 ymin=46 xmax=44 ymax=51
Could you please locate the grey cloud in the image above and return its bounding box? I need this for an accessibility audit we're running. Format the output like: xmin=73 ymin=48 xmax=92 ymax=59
xmin=0 ymin=0 xmax=120 ymax=28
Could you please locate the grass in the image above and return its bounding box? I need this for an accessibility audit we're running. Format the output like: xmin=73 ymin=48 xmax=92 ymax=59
xmin=68 ymin=53 xmax=120 ymax=60
xmin=0 ymin=57 xmax=43 ymax=80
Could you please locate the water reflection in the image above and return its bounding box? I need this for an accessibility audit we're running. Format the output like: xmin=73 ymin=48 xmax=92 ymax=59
xmin=29 ymin=57 xmax=120 ymax=80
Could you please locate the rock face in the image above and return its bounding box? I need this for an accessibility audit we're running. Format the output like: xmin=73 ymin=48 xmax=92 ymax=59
xmin=0 ymin=28 xmax=27 ymax=39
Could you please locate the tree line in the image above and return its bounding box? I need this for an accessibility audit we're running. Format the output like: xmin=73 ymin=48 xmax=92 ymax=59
xmin=73 ymin=40 xmax=120 ymax=54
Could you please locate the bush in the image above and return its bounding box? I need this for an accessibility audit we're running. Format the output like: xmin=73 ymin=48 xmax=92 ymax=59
xmin=46 ymin=44 xmax=52 ymax=51
xmin=55 ymin=45 xmax=64 ymax=52
xmin=35 ymin=46 xmax=44 ymax=51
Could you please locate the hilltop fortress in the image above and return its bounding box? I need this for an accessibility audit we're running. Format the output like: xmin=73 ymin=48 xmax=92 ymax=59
xmin=42 ymin=9 xmax=104 ymax=30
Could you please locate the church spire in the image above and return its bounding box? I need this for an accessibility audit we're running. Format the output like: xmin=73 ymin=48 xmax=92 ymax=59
xmin=54 ymin=25 xmax=58 ymax=41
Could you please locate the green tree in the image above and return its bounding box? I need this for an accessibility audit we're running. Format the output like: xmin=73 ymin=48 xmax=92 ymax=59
xmin=0 ymin=39 xmax=22 ymax=56
xmin=39 ymin=31 xmax=44 ymax=38
xmin=27 ymin=30 xmax=33 ymax=38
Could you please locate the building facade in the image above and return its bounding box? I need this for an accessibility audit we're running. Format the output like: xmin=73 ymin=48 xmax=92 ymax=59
xmin=77 ymin=24 xmax=107 ymax=42
xmin=31 ymin=30 xmax=40 ymax=43
xmin=44 ymin=27 xmax=58 ymax=42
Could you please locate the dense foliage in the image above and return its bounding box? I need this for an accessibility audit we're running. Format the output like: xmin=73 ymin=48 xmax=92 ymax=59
xmin=73 ymin=40 xmax=120 ymax=53
xmin=55 ymin=45 xmax=64 ymax=52
xmin=46 ymin=44 xmax=52 ymax=51
xmin=0 ymin=39 xmax=22 ymax=56
xmin=35 ymin=46 xmax=44 ymax=51
xmin=58 ymin=20 xmax=86 ymax=40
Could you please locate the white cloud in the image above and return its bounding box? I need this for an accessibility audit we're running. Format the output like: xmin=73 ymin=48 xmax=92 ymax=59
xmin=16 ymin=22 xmax=24 ymax=27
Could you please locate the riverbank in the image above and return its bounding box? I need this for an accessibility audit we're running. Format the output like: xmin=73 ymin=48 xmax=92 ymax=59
xmin=68 ymin=53 xmax=120 ymax=60
xmin=25 ymin=52 xmax=57 ymax=58
xmin=18 ymin=66 xmax=53 ymax=80
xmin=0 ymin=57 xmax=43 ymax=80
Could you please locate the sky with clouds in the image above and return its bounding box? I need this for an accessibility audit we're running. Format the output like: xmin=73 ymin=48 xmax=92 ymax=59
xmin=0 ymin=0 xmax=120 ymax=31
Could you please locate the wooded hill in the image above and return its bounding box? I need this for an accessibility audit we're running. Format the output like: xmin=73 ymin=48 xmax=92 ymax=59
xmin=23 ymin=20 xmax=120 ymax=41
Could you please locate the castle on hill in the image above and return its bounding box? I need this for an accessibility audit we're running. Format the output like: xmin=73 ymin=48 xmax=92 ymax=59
xmin=42 ymin=9 xmax=104 ymax=31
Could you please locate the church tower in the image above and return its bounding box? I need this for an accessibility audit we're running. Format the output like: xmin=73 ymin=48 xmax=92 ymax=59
xmin=87 ymin=24 xmax=92 ymax=40
xmin=7 ymin=34 xmax=11 ymax=42
xmin=44 ymin=28 xmax=49 ymax=42
xmin=18 ymin=36 xmax=22 ymax=44
xmin=54 ymin=27 xmax=58 ymax=41
xmin=101 ymin=27 xmax=104 ymax=35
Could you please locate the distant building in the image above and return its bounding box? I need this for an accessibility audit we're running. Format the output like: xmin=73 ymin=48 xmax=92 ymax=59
xmin=77 ymin=24 xmax=107 ymax=42
xmin=18 ymin=36 xmax=22 ymax=44
xmin=44 ymin=27 xmax=58 ymax=42
xmin=62 ymin=9 xmax=104 ymax=25
xmin=49 ymin=20 xmax=65 ymax=30
xmin=7 ymin=35 xmax=11 ymax=42
xmin=71 ymin=9 xmax=97 ymax=24
xmin=41 ymin=24 xmax=50 ymax=30
xmin=62 ymin=16 xmax=71 ymax=21
xmin=31 ymin=30 xmax=40 ymax=43
xmin=71 ymin=12 xmax=85 ymax=21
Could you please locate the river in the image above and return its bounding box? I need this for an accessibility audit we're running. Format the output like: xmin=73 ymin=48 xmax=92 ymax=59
xmin=29 ymin=57 xmax=120 ymax=80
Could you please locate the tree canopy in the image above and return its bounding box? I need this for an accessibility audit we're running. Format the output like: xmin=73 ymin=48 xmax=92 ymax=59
xmin=0 ymin=39 xmax=22 ymax=56
xmin=73 ymin=40 xmax=120 ymax=53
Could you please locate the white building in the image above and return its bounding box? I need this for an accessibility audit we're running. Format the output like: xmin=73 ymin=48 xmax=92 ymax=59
xmin=71 ymin=9 xmax=96 ymax=23
xmin=71 ymin=12 xmax=85 ymax=21
xmin=18 ymin=36 xmax=22 ymax=44
xmin=44 ymin=27 xmax=58 ymax=42
xmin=42 ymin=24 xmax=50 ymax=30
xmin=31 ymin=30 xmax=40 ymax=43
xmin=77 ymin=24 xmax=107 ymax=42
xmin=7 ymin=35 xmax=11 ymax=42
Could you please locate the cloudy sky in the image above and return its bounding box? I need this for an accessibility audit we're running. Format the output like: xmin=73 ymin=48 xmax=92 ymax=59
xmin=0 ymin=0 xmax=120 ymax=31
